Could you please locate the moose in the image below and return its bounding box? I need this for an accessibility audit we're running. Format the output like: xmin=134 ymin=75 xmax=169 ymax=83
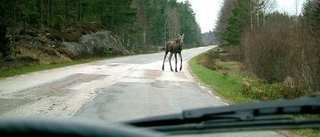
xmin=162 ymin=34 xmax=184 ymax=72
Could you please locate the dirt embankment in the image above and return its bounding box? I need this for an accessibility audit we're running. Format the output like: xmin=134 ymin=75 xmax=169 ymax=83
xmin=1 ymin=23 xmax=131 ymax=70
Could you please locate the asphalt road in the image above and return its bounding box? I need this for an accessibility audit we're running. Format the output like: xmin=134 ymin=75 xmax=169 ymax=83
xmin=0 ymin=45 xmax=284 ymax=137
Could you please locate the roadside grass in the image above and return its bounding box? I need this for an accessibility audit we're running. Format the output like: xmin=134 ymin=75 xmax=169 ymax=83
xmin=188 ymin=47 xmax=320 ymax=137
xmin=189 ymin=57 xmax=253 ymax=103
xmin=189 ymin=47 xmax=289 ymax=103
xmin=188 ymin=48 xmax=263 ymax=103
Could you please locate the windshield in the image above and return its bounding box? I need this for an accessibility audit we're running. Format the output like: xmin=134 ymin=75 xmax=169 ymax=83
xmin=0 ymin=0 xmax=319 ymax=137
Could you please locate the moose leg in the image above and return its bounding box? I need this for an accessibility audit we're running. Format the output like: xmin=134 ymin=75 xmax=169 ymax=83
xmin=162 ymin=51 xmax=168 ymax=71
xmin=168 ymin=52 xmax=174 ymax=71
xmin=179 ymin=52 xmax=182 ymax=71
xmin=174 ymin=53 xmax=178 ymax=72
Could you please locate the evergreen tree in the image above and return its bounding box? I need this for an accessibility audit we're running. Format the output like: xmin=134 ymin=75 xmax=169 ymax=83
xmin=0 ymin=0 xmax=203 ymax=59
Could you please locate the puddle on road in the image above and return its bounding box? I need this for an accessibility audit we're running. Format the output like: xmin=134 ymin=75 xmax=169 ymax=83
xmin=150 ymin=81 xmax=167 ymax=88
xmin=106 ymin=63 xmax=120 ymax=67
xmin=121 ymin=69 xmax=190 ymax=84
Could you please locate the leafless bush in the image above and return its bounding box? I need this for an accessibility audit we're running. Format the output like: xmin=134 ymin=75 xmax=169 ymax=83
xmin=242 ymin=20 xmax=291 ymax=83
xmin=297 ymin=32 xmax=320 ymax=94
xmin=18 ymin=55 xmax=40 ymax=63
xmin=242 ymin=14 xmax=319 ymax=98
xmin=220 ymin=45 xmax=242 ymax=62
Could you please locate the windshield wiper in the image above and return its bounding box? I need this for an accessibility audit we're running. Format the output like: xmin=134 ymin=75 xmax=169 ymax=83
xmin=125 ymin=94 xmax=320 ymax=135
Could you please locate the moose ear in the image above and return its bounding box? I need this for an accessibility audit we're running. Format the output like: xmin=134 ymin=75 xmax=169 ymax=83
xmin=180 ymin=34 xmax=184 ymax=39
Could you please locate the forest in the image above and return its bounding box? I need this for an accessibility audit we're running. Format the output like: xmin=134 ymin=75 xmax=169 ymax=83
xmin=214 ymin=0 xmax=320 ymax=97
xmin=0 ymin=0 xmax=202 ymax=64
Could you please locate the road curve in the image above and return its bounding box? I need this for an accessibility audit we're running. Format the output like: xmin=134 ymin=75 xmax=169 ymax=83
xmin=0 ymin=45 xmax=284 ymax=137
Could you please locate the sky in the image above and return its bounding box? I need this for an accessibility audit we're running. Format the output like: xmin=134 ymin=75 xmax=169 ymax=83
xmin=177 ymin=0 xmax=306 ymax=33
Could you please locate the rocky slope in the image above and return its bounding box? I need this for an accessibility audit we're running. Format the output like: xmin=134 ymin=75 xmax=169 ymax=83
xmin=1 ymin=23 xmax=131 ymax=70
